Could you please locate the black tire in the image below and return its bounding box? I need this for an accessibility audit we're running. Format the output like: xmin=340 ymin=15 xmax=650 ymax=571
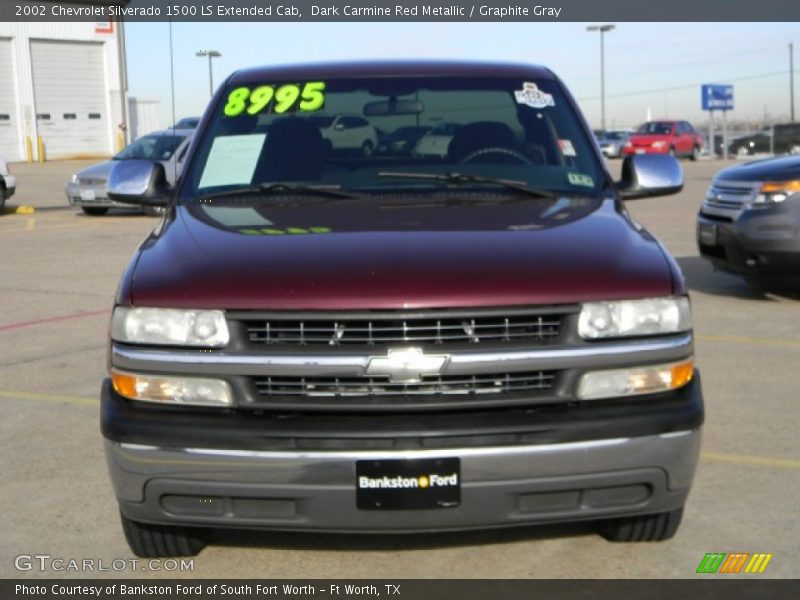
xmin=81 ymin=206 xmax=109 ymax=216
xmin=361 ymin=140 xmax=374 ymax=157
xmin=598 ymin=507 xmax=683 ymax=542
xmin=120 ymin=512 xmax=206 ymax=557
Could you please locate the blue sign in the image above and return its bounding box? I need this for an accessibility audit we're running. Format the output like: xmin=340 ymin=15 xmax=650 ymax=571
xmin=702 ymin=84 xmax=734 ymax=111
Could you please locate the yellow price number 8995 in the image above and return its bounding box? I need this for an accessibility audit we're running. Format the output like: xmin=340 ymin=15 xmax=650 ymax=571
xmin=223 ymin=82 xmax=326 ymax=117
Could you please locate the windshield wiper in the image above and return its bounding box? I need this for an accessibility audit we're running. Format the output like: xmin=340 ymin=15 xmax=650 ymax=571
xmin=377 ymin=171 xmax=561 ymax=200
xmin=199 ymin=183 xmax=362 ymax=203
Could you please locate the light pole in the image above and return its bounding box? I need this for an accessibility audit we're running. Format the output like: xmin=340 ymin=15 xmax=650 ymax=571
xmin=196 ymin=50 xmax=221 ymax=98
xmin=790 ymin=42 xmax=795 ymax=122
xmin=586 ymin=24 xmax=615 ymax=131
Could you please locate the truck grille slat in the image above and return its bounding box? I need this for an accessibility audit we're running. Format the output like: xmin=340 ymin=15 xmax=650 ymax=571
xmin=243 ymin=314 xmax=564 ymax=346
xmin=253 ymin=371 xmax=556 ymax=399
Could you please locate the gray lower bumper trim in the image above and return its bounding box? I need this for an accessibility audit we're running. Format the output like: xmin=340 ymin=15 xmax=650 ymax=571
xmin=106 ymin=429 xmax=701 ymax=532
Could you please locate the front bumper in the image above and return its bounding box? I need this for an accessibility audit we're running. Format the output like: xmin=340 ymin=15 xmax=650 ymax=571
xmin=697 ymin=209 xmax=800 ymax=285
xmin=65 ymin=182 xmax=126 ymax=208
xmin=103 ymin=376 xmax=703 ymax=532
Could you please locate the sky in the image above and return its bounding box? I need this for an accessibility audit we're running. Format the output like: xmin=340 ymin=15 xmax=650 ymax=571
xmin=124 ymin=22 xmax=800 ymax=131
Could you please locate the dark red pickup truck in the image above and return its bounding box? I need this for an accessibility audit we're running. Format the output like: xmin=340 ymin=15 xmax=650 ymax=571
xmin=103 ymin=61 xmax=703 ymax=557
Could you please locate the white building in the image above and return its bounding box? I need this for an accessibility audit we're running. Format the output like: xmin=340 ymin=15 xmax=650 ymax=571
xmin=0 ymin=20 xmax=131 ymax=161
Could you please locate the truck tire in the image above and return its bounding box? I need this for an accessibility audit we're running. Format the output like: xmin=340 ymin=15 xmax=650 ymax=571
xmin=81 ymin=207 xmax=109 ymax=216
xmin=120 ymin=512 xmax=206 ymax=557
xmin=597 ymin=507 xmax=683 ymax=542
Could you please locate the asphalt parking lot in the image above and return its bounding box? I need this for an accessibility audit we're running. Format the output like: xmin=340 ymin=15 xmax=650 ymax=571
xmin=1 ymin=158 xmax=798 ymax=579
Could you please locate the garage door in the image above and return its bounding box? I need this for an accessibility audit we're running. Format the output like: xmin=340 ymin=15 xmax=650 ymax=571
xmin=0 ymin=39 xmax=21 ymax=161
xmin=31 ymin=40 xmax=109 ymax=159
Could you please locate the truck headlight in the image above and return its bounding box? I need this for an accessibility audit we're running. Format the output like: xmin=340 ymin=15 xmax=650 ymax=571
xmin=578 ymin=359 xmax=694 ymax=400
xmin=578 ymin=297 xmax=692 ymax=339
xmin=111 ymin=369 xmax=232 ymax=406
xmin=111 ymin=307 xmax=229 ymax=347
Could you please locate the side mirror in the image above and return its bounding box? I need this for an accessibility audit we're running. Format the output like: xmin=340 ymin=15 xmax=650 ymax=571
xmin=617 ymin=154 xmax=683 ymax=200
xmin=107 ymin=160 xmax=170 ymax=206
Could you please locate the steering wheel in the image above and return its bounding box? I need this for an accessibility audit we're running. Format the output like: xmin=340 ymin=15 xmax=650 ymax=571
xmin=459 ymin=147 xmax=533 ymax=165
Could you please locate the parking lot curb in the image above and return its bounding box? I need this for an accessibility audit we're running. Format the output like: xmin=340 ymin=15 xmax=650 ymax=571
xmin=2 ymin=205 xmax=35 ymax=214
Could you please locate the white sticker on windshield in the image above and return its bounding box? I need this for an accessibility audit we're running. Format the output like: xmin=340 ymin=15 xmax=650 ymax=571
xmin=514 ymin=82 xmax=555 ymax=108
xmin=567 ymin=172 xmax=594 ymax=187
xmin=558 ymin=139 xmax=576 ymax=156
xmin=199 ymin=134 xmax=266 ymax=189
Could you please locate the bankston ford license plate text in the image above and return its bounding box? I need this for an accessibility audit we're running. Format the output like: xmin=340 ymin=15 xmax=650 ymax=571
xmin=356 ymin=458 xmax=460 ymax=510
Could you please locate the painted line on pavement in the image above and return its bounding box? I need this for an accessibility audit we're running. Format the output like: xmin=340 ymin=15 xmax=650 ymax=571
xmin=0 ymin=389 xmax=97 ymax=406
xmin=0 ymin=308 xmax=109 ymax=332
xmin=701 ymin=451 xmax=800 ymax=470
xmin=696 ymin=334 xmax=800 ymax=348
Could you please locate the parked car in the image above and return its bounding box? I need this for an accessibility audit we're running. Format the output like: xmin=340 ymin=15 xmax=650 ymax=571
xmin=102 ymin=60 xmax=701 ymax=557
xmin=623 ymin=120 xmax=704 ymax=160
xmin=306 ymin=113 xmax=378 ymax=156
xmin=65 ymin=129 xmax=193 ymax=216
xmin=377 ymin=125 xmax=431 ymax=156
xmin=697 ymin=155 xmax=800 ymax=289
xmin=728 ymin=123 xmax=800 ymax=157
xmin=173 ymin=117 xmax=201 ymax=129
xmin=0 ymin=155 xmax=16 ymax=210
xmin=413 ymin=122 xmax=462 ymax=157
xmin=595 ymin=129 xmax=632 ymax=158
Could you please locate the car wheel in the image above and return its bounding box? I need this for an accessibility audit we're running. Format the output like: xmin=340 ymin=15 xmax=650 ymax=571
xmin=598 ymin=507 xmax=683 ymax=542
xmin=668 ymin=147 xmax=676 ymax=157
xmin=142 ymin=205 xmax=165 ymax=217
xmin=690 ymin=146 xmax=701 ymax=161
xmin=120 ymin=512 xmax=206 ymax=558
xmin=361 ymin=140 xmax=374 ymax=157
xmin=81 ymin=207 xmax=109 ymax=216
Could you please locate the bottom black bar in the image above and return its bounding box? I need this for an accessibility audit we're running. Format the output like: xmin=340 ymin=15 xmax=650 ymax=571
xmin=3 ymin=580 xmax=798 ymax=600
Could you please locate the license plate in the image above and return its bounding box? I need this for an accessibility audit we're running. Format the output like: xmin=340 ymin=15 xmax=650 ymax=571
xmin=356 ymin=458 xmax=460 ymax=510
xmin=80 ymin=189 xmax=96 ymax=201
xmin=698 ymin=223 xmax=717 ymax=245
xmin=635 ymin=149 xmax=646 ymax=154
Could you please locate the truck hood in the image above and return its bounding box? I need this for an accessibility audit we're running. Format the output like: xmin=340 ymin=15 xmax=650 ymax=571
xmin=127 ymin=198 xmax=675 ymax=310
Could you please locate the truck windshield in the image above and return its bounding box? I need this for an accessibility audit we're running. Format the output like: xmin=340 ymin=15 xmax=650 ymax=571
xmin=180 ymin=76 xmax=606 ymax=202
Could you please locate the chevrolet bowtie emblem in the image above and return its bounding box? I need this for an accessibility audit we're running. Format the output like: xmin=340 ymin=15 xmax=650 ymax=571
xmin=365 ymin=348 xmax=449 ymax=382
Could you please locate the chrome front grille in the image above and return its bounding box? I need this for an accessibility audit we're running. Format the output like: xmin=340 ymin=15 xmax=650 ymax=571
xmin=240 ymin=310 xmax=566 ymax=347
xmin=703 ymin=180 xmax=758 ymax=213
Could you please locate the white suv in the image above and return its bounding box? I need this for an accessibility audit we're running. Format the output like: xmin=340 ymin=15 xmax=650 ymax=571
xmin=308 ymin=114 xmax=378 ymax=156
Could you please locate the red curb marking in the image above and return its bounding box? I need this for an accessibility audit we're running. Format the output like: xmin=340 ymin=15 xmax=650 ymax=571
xmin=0 ymin=308 xmax=110 ymax=332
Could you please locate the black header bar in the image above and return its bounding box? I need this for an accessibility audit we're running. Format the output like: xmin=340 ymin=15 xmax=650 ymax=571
xmin=2 ymin=0 xmax=800 ymax=22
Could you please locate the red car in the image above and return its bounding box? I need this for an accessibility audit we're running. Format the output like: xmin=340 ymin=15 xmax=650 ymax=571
xmin=623 ymin=120 xmax=704 ymax=160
